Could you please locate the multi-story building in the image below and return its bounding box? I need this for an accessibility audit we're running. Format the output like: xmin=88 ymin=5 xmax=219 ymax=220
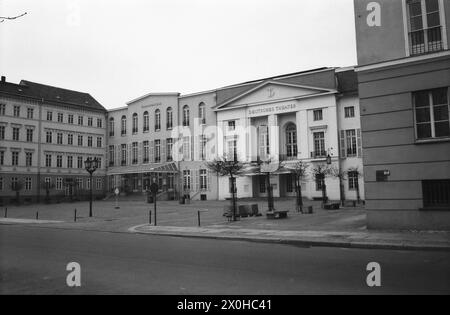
xmin=106 ymin=67 xmax=364 ymax=202
xmin=0 ymin=76 xmax=107 ymax=204
xmin=354 ymin=0 xmax=450 ymax=229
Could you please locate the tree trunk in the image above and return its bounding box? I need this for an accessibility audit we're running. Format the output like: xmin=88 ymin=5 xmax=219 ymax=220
xmin=230 ymin=175 xmax=237 ymax=221
xmin=339 ymin=178 xmax=345 ymax=206
xmin=356 ymin=178 xmax=361 ymax=204
xmin=321 ymin=175 xmax=327 ymax=207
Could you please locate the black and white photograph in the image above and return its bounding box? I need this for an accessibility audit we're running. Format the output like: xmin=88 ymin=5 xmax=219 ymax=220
xmin=0 ymin=0 xmax=449 ymax=299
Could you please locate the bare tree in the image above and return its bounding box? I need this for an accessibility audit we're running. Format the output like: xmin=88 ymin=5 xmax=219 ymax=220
xmin=347 ymin=166 xmax=363 ymax=204
xmin=0 ymin=12 xmax=27 ymax=23
xmin=311 ymin=164 xmax=332 ymax=208
xmin=41 ymin=180 xmax=56 ymax=204
xmin=206 ymin=154 xmax=245 ymax=221
xmin=11 ymin=180 xmax=24 ymax=205
xmin=289 ymin=161 xmax=309 ymax=212
xmin=257 ymin=157 xmax=284 ymax=212
xmin=330 ymin=166 xmax=346 ymax=206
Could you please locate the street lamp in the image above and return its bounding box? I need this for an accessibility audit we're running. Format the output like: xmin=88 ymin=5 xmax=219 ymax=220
xmin=85 ymin=157 xmax=99 ymax=217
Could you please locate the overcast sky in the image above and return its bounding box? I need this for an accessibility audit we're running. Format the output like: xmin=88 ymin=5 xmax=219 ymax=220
xmin=1 ymin=0 xmax=357 ymax=109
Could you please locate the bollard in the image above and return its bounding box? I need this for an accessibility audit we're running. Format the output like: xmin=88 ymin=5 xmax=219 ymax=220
xmin=4 ymin=207 xmax=7 ymax=218
xmin=74 ymin=209 xmax=77 ymax=222
xmin=36 ymin=211 xmax=39 ymax=220
xmin=198 ymin=210 xmax=201 ymax=227
xmin=149 ymin=210 xmax=152 ymax=225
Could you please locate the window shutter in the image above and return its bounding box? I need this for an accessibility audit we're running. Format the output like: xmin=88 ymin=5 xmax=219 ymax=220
xmin=340 ymin=130 xmax=346 ymax=159
xmin=357 ymin=128 xmax=362 ymax=157
xmin=161 ymin=139 xmax=166 ymax=163
xmin=150 ymin=140 xmax=154 ymax=163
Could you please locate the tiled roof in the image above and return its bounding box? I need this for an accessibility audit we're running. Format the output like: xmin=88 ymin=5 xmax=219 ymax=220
xmin=0 ymin=79 xmax=106 ymax=112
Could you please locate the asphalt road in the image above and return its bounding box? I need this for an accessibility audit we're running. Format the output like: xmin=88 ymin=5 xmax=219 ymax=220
xmin=0 ymin=224 xmax=449 ymax=294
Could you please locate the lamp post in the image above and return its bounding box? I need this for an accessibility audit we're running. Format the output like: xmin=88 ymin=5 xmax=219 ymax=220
xmin=84 ymin=157 xmax=99 ymax=217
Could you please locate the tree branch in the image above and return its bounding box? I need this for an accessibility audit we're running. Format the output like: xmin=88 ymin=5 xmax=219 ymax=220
xmin=0 ymin=12 xmax=27 ymax=23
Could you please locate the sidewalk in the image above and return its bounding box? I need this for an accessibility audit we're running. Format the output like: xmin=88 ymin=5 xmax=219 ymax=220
xmin=130 ymin=224 xmax=450 ymax=251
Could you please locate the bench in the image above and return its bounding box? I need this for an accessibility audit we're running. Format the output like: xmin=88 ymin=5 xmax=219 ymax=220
xmin=266 ymin=210 xmax=289 ymax=219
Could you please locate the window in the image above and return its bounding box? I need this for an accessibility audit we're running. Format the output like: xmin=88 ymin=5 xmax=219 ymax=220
xmin=109 ymin=145 xmax=115 ymax=166
xmin=258 ymin=125 xmax=269 ymax=160
xmin=57 ymin=133 xmax=63 ymax=145
xmin=68 ymin=134 xmax=73 ymax=145
xmin=121 ymin=144 xmax=127 ymax=165
xmin=47 ymin=111 xmax=53 ymax=121
xmin=0 ymin=177 xmax=3 ymax=190
xmin=155 ymin=140 xmax=161 ymax=162
xmin=109 ymin=118 xmax=114 ymax=137
xmin=97 ymin=158 xmax=102 ymax=169
xmin=27 ymin=108 xmax=34 ymax=119
xmin=13 ymin=105 xmax=20 ymax=117
xmin=67 ymin=156 xmax=73 ymax=168
xmin=26 ymin=152 xmax=32 ymax=167
xmin=200 ymin=169 xmax=207 ymax=190
xmin=259 ymin=176 xmax=266 ymax=193
xmin=97 ymin=118 xmax=102 ymax=128
xmin=166 ymin=138 xmax=173 ymax=162
xmin=313 ymin=109 xmax=323 ymax=121
xmin=77 ymin=156 xmax=83 ymax=169
xmin=315 ymin=174 xmax=324 ymax=191
xmin=56 ymin=155 xmax=62 ymax=168
xmin=97 ymin=137 xmax=102 ymax=148
xmin=228 ymin=120 xmax=236 ymax=131
xmin=121 ymin=115 xmax=127 ymax=135
xmin=56 ymin=178 xmax=63 ymax=190
xmin=199 ymin=103 xmax=206 ymax=124
xmin=227 ymin=137 xmax=237 ymax=161
xmin=407 ymin=0 xmax=444 ymax=55
xmin=286 ymin=124 xmax=298 ymax=158
xmin=132 ymin=142 xmax=138 ymax=164
xmin=12 ymin=151 xmax=19 ymax=166
xmin=167 ymin=173 xmax=174 ymax=189
xmin=183 ymin=105 xmax=190 ymax=126
xmin=422 ymin=179 xmax=450 ymax=208
xmin=346 ymin=129 xmax=357 ymax=156
xmin=57 ymin=113 xmax=63 ymax=123
xmin=26 ymin=128 xmax=33 ymax=142
xmin=0 ymin=151 xmax=4 ymax=165
xmin=200 ymin=135 xmax=207 ymax=160
xmin=132 ymin=113 xmax=138 ymax=134
xmin=87 ymin=136 xmax=93 ymax=147
xmin=12 ymin=127 xmax=20 ymax=141
xmin=45 ymin=154 xmax=52 ymax=167
xmin=96 ymin=178 xmax=103 ymax=190
xmin=0 ymin=103 xmax=5 ymax=115
xmin=166 ymin=107 xmax=173 ymax=129
xmin=11 ymin=177 xmax=18 ymax=190
xmin=46 ymin=131 xmax=52 ymax=143
xmin=155 ymin=109 xmax=161 ymax=131
xmin=143 ymin=111 xmax=149 ymax=132
xmin=78 ymin=135 xmax=83 ymax=146
xmin=286 ymin=174 xmax=294 ymax=193
xmin=143 ymin=141 xmax=149 ymax=163
xmin=414 ymin=88 xmax=449 ymax=139
xmin=88 ymin=117 xmax=93 ymax=127
xmin=348 ymin=171 xmax=359 ymax=190
xmin=25 ymin=177 xmax=32 ymax=190
xmin=86 ymin=178 xmax=91 ymax=190
xmin=344 ymin=106 xmax=355 ymax=118
xmin=78 ymin=116 xmax=83 ymax=125
xmin=313 ymin=132 xmax=326 ymax=158
xmin=183 ymin=170 xmax=191 ymax=190
xmin=68 ymin=114 xmax=74 ymax=124
xmin=76 ymin=178 xmax=83 ymax=189
xmin=183 ymin=136 xmax=190 ymax=160
xmin=0 ymin=126 xmax=4 ymax=140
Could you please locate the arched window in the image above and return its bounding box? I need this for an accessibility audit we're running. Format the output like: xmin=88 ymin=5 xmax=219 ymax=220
xmin=286 ymin=124 xmax=297 ymax=158
xmin=183 ymin=105 xmax=190 ymax=127
xmin=166 ymin=107 xmax=173 ymax=129
xmin=198 ymin=102 xmax=206 ymax=124
xmin=143 ymin=111 xmax=149 ymax=132
xmin=132 ymin=113 xmax=138 ymax=134
xmin=155 ymin=109 xmax=161 ymax=131
xmin=109 ymin=117 xmax=115 ymax=137
xmin=121 ymin=115 xmax=127 ymax=135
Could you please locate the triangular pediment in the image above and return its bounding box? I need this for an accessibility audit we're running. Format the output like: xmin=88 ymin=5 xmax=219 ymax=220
xmin=216 ymin=80 xmax=335 ymax=110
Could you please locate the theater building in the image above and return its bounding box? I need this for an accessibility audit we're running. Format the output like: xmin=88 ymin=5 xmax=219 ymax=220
xmin=0 ymin=77 xmax=107 ymax=204
xmin=354 ymin=0 xmax=450 ymax=229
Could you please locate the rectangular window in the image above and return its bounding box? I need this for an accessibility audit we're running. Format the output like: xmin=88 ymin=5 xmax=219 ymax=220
xmin=414 ymin=88 xmax=449 ymax=139
xmin=78 ymin=116 xmax=83 ymax=126
xmin=96 ymin=178 xmax=103 ymax=190
xmin=313 ymin=132 xmax=326 ymax=158
xmin=12 ymin=151 xmax=19 ymax=166
xmin=86 ymin=178 xmax=91 ymax=190
xmin=183 ymin=170 xmax=191 ymax=190
xmin=68 ymin=114 xmax=74 ymax=124
xmin=26 ymin=152 xmax=32 ymax=167
xmin=0 ymin=177 xmax=3 ymax=190
xmin=77 ymin=156 xmax=83 ymax=169
xmin=155 ymin=140 xmax=161 ymax=163
xmin=46 ymin=131 xmax=52 ymax=143
xmin=76 ymin=178 xmax=83 ymax=190
xmin=259 ymin=176 xmax=266 ymax=193
xmin=78 ymin=135 xmax=83 ymax=146
xmin=67 ymin=156 xmax=73 ymax=168
xmin=88 ymin=117 xmax=93 ymax=126
xmin=200 ymin=169 xmax=207 ymax=190
xmin=345 ymin=129 xmax=357 ymax=156
xmin=286 ymin=174 xmax=294 ymax=193
xmin=27 ymin=108 xmax=34 ymax=119
xmin=407 ymin=0 xmax=444 ymax=55
xmin=199 ymin=135 xmax=206 ymax=160
xmin=0 ymin=151 xmax=4 ymax=165
xmin=228 ymin=120 xmax=236 ymax=131
xmin=47 ymin=111 xmax=53 ymax=121
xmin=183 ymin=137 xmax=190 ymax=160
xmin=132 ymin=142 xmax=138 ymax=164
xmin=344 ymin=106 xmax=355 ymax=118
xmin=87 ymin=136 xmax=93 ymax=147
xmin=26 ymin=128 xmax=33 ymax=142
xmin=57 ymin=113 xmax=63 ymax=123
xmin=0 ymin=126 xmax=4 ymax=140
xmin=121 ymin=144 xmax=127 ymax=165
xmin=109 ymin=145 xmax=115 ymax=166
xmin=25 ymin=177 xmax=32 ymax=190
xmin=45 ymin=154 xmax=52 ymax=167
xmin=97 ymin=118 xmax=102 ymax=128
xmin=166 ymin=138 xmax=173 ymax=162
xmin=227 ymin=138 xmax=237 ymax=160
xmin=56 ymin=155 xmax=62 ymax=168
xmin=68 ymin=134 xmax=73 ymax=145
xmin=12 ymin=127 xmax=20 ymax=141
xmin=56 ymin=177 xmax=63 ymax=190
xmin=422 ymin=179 xmax=450 ymax=208
xmin=13 ymin=105 xmax=20 ymax=117
xmin=348 ymin=171 xmax=359 ymax=190
xmin=316 ymin=174 xmax=324 ymax=191
xmin=143 ymin=141 xmax=149 ymax=163
xmin=313 ymin=109 xmax=323 ymax=121
xmin=97 ymin=137 xmax=102 ymax=148
xmin=0 ymin=103 xmax=5 ymax=115
xmin=57 ymin=132 xmax=63 ymax=145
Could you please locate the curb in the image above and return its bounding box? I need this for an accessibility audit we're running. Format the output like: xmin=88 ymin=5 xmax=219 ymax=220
xmin=129 ymin=225 xmax=450 ymax=252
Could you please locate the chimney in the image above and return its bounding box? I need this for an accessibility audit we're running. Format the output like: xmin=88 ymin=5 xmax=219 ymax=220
xmin=1 ymin=76 xmax=5 ymax=83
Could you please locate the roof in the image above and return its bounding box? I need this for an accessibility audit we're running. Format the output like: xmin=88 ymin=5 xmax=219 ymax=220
xmin=335 ymin=69 xmax=358 ymax=94
xmin=0 ymin=79 xmax=106 ymax=112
